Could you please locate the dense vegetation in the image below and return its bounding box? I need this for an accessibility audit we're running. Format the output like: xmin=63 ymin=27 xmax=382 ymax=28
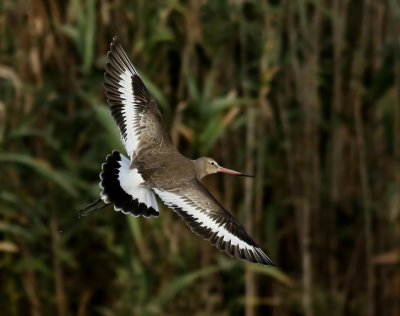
xmin=1 ymin=0 xmax=399 ymax=315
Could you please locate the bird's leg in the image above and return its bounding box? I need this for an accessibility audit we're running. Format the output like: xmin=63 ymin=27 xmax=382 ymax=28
xmin=78 ymin=199 xmax=109 ymax=217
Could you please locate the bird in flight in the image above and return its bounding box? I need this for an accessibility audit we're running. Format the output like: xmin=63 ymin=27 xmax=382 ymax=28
xmin=80 ymin=37 xmax=275 ymax=266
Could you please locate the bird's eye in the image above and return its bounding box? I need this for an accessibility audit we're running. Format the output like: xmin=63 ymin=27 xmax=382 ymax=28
xmin=211 ymin=162 xmax=215 ymax=166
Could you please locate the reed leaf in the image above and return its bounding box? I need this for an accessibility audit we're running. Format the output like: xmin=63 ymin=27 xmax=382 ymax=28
xmin=0 ymin=153 xmax=78 ymax=197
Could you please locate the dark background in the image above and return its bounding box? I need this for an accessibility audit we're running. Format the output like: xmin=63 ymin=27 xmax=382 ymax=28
xmin=1 ymin=0 xmax=400 ymax=315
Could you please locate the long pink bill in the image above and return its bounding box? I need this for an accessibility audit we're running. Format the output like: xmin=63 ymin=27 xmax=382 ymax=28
xmin=218 ymin=166 xmax=254 ymax=178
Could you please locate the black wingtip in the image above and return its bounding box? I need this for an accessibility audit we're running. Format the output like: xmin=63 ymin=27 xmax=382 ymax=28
xmin=111 ymin=36 xmax=119 ymax=47
xmin=110 ymin=36 xmax=119 ymax=51
xmin=108 ymin=36 xmax=124 ymax=57
xmin=255 ymin=248 xmax=277 ymax=267
xmin=263 ymin=258 xmax=277 ymax=267
xmin=106 ymin=36 xmax=138 ymax=77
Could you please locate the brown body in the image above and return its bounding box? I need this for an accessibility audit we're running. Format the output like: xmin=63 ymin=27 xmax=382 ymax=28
xmin=135 ymin=151 xmax=196 ymax=191
xmin=126 ymin=98 xmax=196 ymax=190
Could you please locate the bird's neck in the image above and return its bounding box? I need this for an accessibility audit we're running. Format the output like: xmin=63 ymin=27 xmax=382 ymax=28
xmin=192 ymin=159 xmax=206 ymax=180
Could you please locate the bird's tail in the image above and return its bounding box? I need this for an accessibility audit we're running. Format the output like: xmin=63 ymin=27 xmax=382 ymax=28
xmin=79 ymin=151 xmax=159 ymax=217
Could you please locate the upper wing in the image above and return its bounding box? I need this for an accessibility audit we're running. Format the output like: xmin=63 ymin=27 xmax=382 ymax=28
xmin=154 ymin=180 xmax=275 ymax=266
xmin=104 ymin=37 xmax=173 ymax=158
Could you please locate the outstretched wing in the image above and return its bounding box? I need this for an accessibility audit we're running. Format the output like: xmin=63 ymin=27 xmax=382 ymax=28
xmin=104 ymin=37 xmax=173 ymax=158
xmin=154 ymin=180 xmax=275 ymax=266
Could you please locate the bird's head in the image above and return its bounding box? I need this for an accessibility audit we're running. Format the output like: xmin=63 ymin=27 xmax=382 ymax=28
xmin=194 ymin=157 xmax=253 ymax=180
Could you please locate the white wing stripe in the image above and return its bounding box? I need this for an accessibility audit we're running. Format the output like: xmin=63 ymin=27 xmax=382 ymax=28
xmin=118 ymin=69 xmax=140 ymax=157
xmin=154 ymin=189 xmax=256 ymax=250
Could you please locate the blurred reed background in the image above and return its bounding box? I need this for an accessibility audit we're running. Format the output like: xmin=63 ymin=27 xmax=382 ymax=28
xmin=1 ymin=0 xmax=400 ymax=315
